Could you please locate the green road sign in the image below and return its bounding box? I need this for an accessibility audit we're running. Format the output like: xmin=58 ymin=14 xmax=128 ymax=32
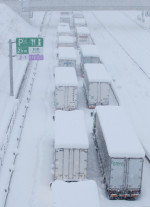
xmin=16 ymin=37 xmax=43 ymax=54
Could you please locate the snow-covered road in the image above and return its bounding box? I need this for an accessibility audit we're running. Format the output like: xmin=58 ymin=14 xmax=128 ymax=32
xmin=2 ymin=9 xmax=150 ymax=207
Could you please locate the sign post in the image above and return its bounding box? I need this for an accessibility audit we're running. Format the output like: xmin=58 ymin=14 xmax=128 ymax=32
xmin=9 ymin=39 xmax=15 ymax=96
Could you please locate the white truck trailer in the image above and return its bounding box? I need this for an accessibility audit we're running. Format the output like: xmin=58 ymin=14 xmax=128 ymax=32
xmin=57 ymin=25 xmax=72 ymax=36
xmin=57 ymin=36 xmax=76 ymax=48
xmin=73 ymin=12 xmax=84 ymax=19
xmin=51 ymin=180 xmax=100 ymax=207
xmin=74 ymin=18 xmax=87 ymax=27
xmin=84 ymin=64 xmax=112 ymax=108
xmin=54 ymin=110 xmax=89 ymax=181
xmin=58 ymin=22 xmax=70 ymax=28
xmin=55 ymin=67 xmax=78 ymax=110
xmin=60 ymin=12 xmax=73 ymax=27
xmin=58 ymin=47 xmax=77 ymax=68
xmin=76 ymin=27 xmax=91 ymax=45
xmin=60 ymin=15 xmax=71 ymax=26
xmin=80 ymin=45 xmax=101 ymax=73
xmin=93 ymin=106 xmax=145 ymax=200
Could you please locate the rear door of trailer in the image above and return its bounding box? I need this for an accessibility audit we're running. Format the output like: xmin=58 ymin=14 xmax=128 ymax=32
xmin=126 ymin=158 xmax=143 ymax=191
xmin=100 ymin=83 xmax=110 ymax=105
xmin=67 ymin=86 xmax=77 ymax=110
xmin=55 ymin=148 xmax=64 ymax=179
xmin=109 ymin=158 xmax=126 ymax=191
xmin=56 ymin=148 xmax=88 ymax=181
xmin=89 ymin=82 xmax=98 ymax=105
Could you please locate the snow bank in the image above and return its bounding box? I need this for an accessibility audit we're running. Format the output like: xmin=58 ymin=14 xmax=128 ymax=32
xmin=51 ymin=180 xmax=100 ymax=207
xmin=96 ymin=106 xmax=145 ymax=158
xmin=0 ymin=3 xmax=36 ymax=56
xmin=55 ymin=110 xmax=89 ymax=149
xmin=0 ymin=3 xmax=37 ymax=97
xmin=55 ymin=67 xmax=78 ymax=86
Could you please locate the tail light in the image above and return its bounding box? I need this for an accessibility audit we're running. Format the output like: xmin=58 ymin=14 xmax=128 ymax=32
xmin=111 ymin=194 xmax=117 ymax=198
xmin=131 ymin=194 xmax=139 ymax=198
xmin=122 ymin=194 xmax=127 ymax=198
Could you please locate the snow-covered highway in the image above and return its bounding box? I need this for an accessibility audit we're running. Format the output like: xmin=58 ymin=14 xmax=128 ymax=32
xmin=0 ymin=5 xmax=150 ymax=207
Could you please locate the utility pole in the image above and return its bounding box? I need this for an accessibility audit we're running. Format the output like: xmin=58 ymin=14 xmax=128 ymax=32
xmin=8 ymin=39 xmax=15 ymax=96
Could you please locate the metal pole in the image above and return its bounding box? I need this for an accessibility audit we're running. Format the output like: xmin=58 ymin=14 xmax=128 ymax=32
xmin=9 ymin=39 xmax=14 ymax=96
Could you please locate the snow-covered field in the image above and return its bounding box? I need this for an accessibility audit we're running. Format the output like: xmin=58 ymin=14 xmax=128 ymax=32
xmin=0 ymin=3 xmax=150 ymax=207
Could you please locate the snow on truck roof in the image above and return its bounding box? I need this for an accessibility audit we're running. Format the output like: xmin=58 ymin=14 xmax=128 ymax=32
xmin=84 ymin=64 xmax=111 ymax=83
xmin=55 ymin=67 xmax=78 ymax=86
xmin=80 ymin=45 xmax=99 ymax=57
xmin=58 ymin=36 xmax=75 ymax=44
xmin=73 ymin=12 xmax=84 ymax=18
xmin=74 ymin=18 xmax=86 ymax=24
xmin=58 ymin=23 xmax=70 ymax=27
xmin=52 ymin=180 xmax=100 ymax=207
xmin=55 ymin=110 xmax=89 ymax=149
xmin=76 ymin=27 xmax=90 ymax=35
xmin=57 ymin=26 xmax=70 ymax=33
xmin=58 ymin=47 xmax=76 ymax=60
xmin=96 ymin=106 xmax=145 ymax=158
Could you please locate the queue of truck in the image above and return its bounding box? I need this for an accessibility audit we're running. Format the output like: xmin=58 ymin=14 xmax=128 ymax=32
xmin=51 ymin=11 xmax=145 ymax=202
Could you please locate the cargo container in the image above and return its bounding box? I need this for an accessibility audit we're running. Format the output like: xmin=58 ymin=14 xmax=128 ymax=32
xmin=84 ymin=64 xmax=112 ymax=108
xmin=60 ymin=12 xmax=73 ymax=27
xmin=51 ymin=180 xmax=100 ymax=207
xmin=58 ymin=47 xmax=77 ymax=68
xmin=74 ymin=18 xmax=87 ymax=27
xmin=60 ymin=16 xmax=71 ymax=26
xmin=76 ymin=27 xmax=91 ymax=45
xmin=55 ymin=67 xmax=78 ymax=110
xmin=57 ymin=36 xmax=76 ymax=48
xmin=93 ymin=106 xmax=145 ymax=200
xmin=54 ymin=110 xmax=89 ymax=181
xmin=58 ymin=22 xmax=70 ymax=28
xmin=57 ymin=25 xmax=72 ymax=36
xmin=73 ymin=12 xmax=84 ymax=19
xmin=80 ymin=45 xmax=101 ymax=73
